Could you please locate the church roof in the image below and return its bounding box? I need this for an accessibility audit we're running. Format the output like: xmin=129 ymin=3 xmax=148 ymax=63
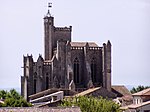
xmin=74 ymin=87 xmax=101 ymax=97
xmin=74 ymin=87 xmax=116 ymax=98
xmin=70 ymin=42 xmax=99 ymax=47
xmin=112 ymin=85 xmax=131 ymax=97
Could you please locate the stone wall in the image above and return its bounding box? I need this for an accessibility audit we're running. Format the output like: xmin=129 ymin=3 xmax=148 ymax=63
xmin=70 ymin=46 xmax=103 ymax=88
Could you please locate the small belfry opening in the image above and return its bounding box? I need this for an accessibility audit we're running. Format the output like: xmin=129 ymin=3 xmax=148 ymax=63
xmin=73 ymin=57 xmax=80 ymax=84
xmin=91 ymin=57 xmax=97 ymax=83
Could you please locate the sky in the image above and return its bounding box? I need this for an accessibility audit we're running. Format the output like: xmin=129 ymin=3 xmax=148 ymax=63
xmin=0 ymin=0 xmax=150 ymax=89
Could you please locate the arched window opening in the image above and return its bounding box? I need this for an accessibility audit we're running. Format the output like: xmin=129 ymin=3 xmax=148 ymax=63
xmin=91 ymin=58 xmax=97 ymax=83
xmin=33 ymin=73 xmax=37 ymax=94
xmin=33 ymin=79 xmax=36 ymax=94
xmin=46 ymin=73 xmax=49 ymax=89
xmin=73 ymin=58 xmax=79 ymax=83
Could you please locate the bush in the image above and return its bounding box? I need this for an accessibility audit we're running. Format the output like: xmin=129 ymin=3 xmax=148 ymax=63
xmin=0 ymin=89 xmax=32 ymax=107
xmin=61 ymin=96 xmax=122 ymax=112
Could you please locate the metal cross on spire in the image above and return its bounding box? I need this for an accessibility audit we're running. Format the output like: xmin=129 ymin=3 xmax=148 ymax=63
xmin=47 ymin=2 xmax=52 ymax=17
xmin=48 ymin=3 xmax=52 ymax=8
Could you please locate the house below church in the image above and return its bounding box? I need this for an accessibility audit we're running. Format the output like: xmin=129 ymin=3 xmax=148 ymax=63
xmin=121 ymin=88 xmax=150 ymax=112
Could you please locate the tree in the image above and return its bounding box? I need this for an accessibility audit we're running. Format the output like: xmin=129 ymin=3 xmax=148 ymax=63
xmin=0 ymin=90 xmax=7 ymax=99
xmin=0 ymin=89 xmax=32 ymax=107
xmin=130 ymin=85 xmax=150 ymax=94
xmin=61 ymin=96 xmax=122 ymax=112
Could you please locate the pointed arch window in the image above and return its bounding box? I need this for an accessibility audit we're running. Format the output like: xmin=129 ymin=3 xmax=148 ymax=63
xmin=91 ymin=58 xmax=97 ymax=82
xmin=73 ymin=57 xmax=79 ymax=83
xmin=33 ymin=73 xmax=37 ymax=94
xmin=46 ymin=73 xmax=49 ymax=89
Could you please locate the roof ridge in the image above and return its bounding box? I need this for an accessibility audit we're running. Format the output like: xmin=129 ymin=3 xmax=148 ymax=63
xmin=74 ymin=87 xmax=101 ymax=96
xmin=143 ymin=88 xmax=150 ymax=95
xmin=132 ymin=88 xmax=150 ymax=96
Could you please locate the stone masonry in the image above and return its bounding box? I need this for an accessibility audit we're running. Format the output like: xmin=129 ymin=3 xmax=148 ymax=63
xmin=21 ymin=9 xmax=112 ymax=100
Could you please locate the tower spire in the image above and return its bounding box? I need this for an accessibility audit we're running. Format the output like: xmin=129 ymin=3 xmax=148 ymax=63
xmin=47 ymin=3 xmax=52 ymax=17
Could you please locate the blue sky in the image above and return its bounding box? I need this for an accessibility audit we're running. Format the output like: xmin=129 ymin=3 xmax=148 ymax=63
xmin=0 ymin=0 xmax=150 ymax=89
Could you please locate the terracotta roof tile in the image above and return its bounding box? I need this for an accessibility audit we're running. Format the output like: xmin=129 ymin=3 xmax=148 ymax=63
xmin=74 ymin=87 xmax=101 ymax=97
xmin=132 ymin=88 xmax=150 ymax=96
xmin=112 ymin=85 xmax=131 ymax=96
xmin=74 ymin=87 xmax=116 ymax=98
xmin=0 ymin=107 xmax=81 ymax=112
xmin=128 ymin=100 xmax=150 ymax=109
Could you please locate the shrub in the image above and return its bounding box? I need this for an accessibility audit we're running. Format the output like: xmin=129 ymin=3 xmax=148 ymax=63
xmin=0 ymin=89 xmax=32 ymax=107
xmin=61 ymin=96 xmax=122 ymax=112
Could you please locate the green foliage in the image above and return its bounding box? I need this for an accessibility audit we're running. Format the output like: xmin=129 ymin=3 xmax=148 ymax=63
xmin=130 ymin=85 xmax=150 ymax=94
xmin=0 ymin=89 xmax=32 ymax=107
xmin=0 ymin=90 xmax=7 ymax=99
xmin=61 ymin=96 xmax=122 ymax=112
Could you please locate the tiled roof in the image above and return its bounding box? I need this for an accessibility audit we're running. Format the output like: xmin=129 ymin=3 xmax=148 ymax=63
xmin=120 ymin=101 xmax=150 ymax=110
xmin=0 ymin=107 xmax=81 ymax=112
xmin=132 ymin=88 xmax=150 ymax=96
xmin=29 ymin=88 xmax=77 ymax=100
xmin=70 ymin=42 xmax=99 ymax=47
xmin=74 ymin=87 xmax=116 ymax=98
xmin=74 ymin=87 xmax=101 ymax=97
xmin=112 ymin=85 xmax=131 ymax=97
xmin=128 ymin=100 xmax=150 ymax=109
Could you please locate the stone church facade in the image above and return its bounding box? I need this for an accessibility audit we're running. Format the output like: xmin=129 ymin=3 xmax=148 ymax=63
xmin=21 ymin=10 xmax=112 ymax=100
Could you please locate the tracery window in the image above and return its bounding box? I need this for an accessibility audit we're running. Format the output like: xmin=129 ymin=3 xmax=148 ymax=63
xmin=91 ymin=58 xmax=97 ymax=82
xmin=73 ymin=57 xmax=79 ymax=83
xmin=46 ymin=73 xmax=49 ymax=89
xmin=33 ymin=73 xmax=37 ymax=94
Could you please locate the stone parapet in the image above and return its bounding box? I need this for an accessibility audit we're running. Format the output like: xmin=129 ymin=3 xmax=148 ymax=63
xmin=54 ymin=26 xmax=72 ymax=32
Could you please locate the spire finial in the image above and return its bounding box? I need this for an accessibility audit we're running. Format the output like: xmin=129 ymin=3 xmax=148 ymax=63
xmin=47 ymin=2 xmax=52 ymax=17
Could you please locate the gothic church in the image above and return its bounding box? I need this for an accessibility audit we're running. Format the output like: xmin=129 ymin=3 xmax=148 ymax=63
xmin=21 ymin=8 xmax=112 ymax=99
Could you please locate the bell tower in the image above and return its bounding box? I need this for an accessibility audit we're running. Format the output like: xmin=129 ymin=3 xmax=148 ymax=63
xmin=44 ymin=3 xmax=54 ymax=60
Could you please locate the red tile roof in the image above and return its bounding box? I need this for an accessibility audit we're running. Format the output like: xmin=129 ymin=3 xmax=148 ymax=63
xmin=0 ymin=107 xmax=81 ymax=112
xmin=112 ymin=85 xmax=131 ymax=96
xmin=74 ymin=87 xmax=116 ymax=98
xmin=74 ymin=87 xmax=101 ymax=97
xmin=132 ymin=88 xmax=150 ymax=96
xmin=128 ymin=100 xmax=150 ymax=109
